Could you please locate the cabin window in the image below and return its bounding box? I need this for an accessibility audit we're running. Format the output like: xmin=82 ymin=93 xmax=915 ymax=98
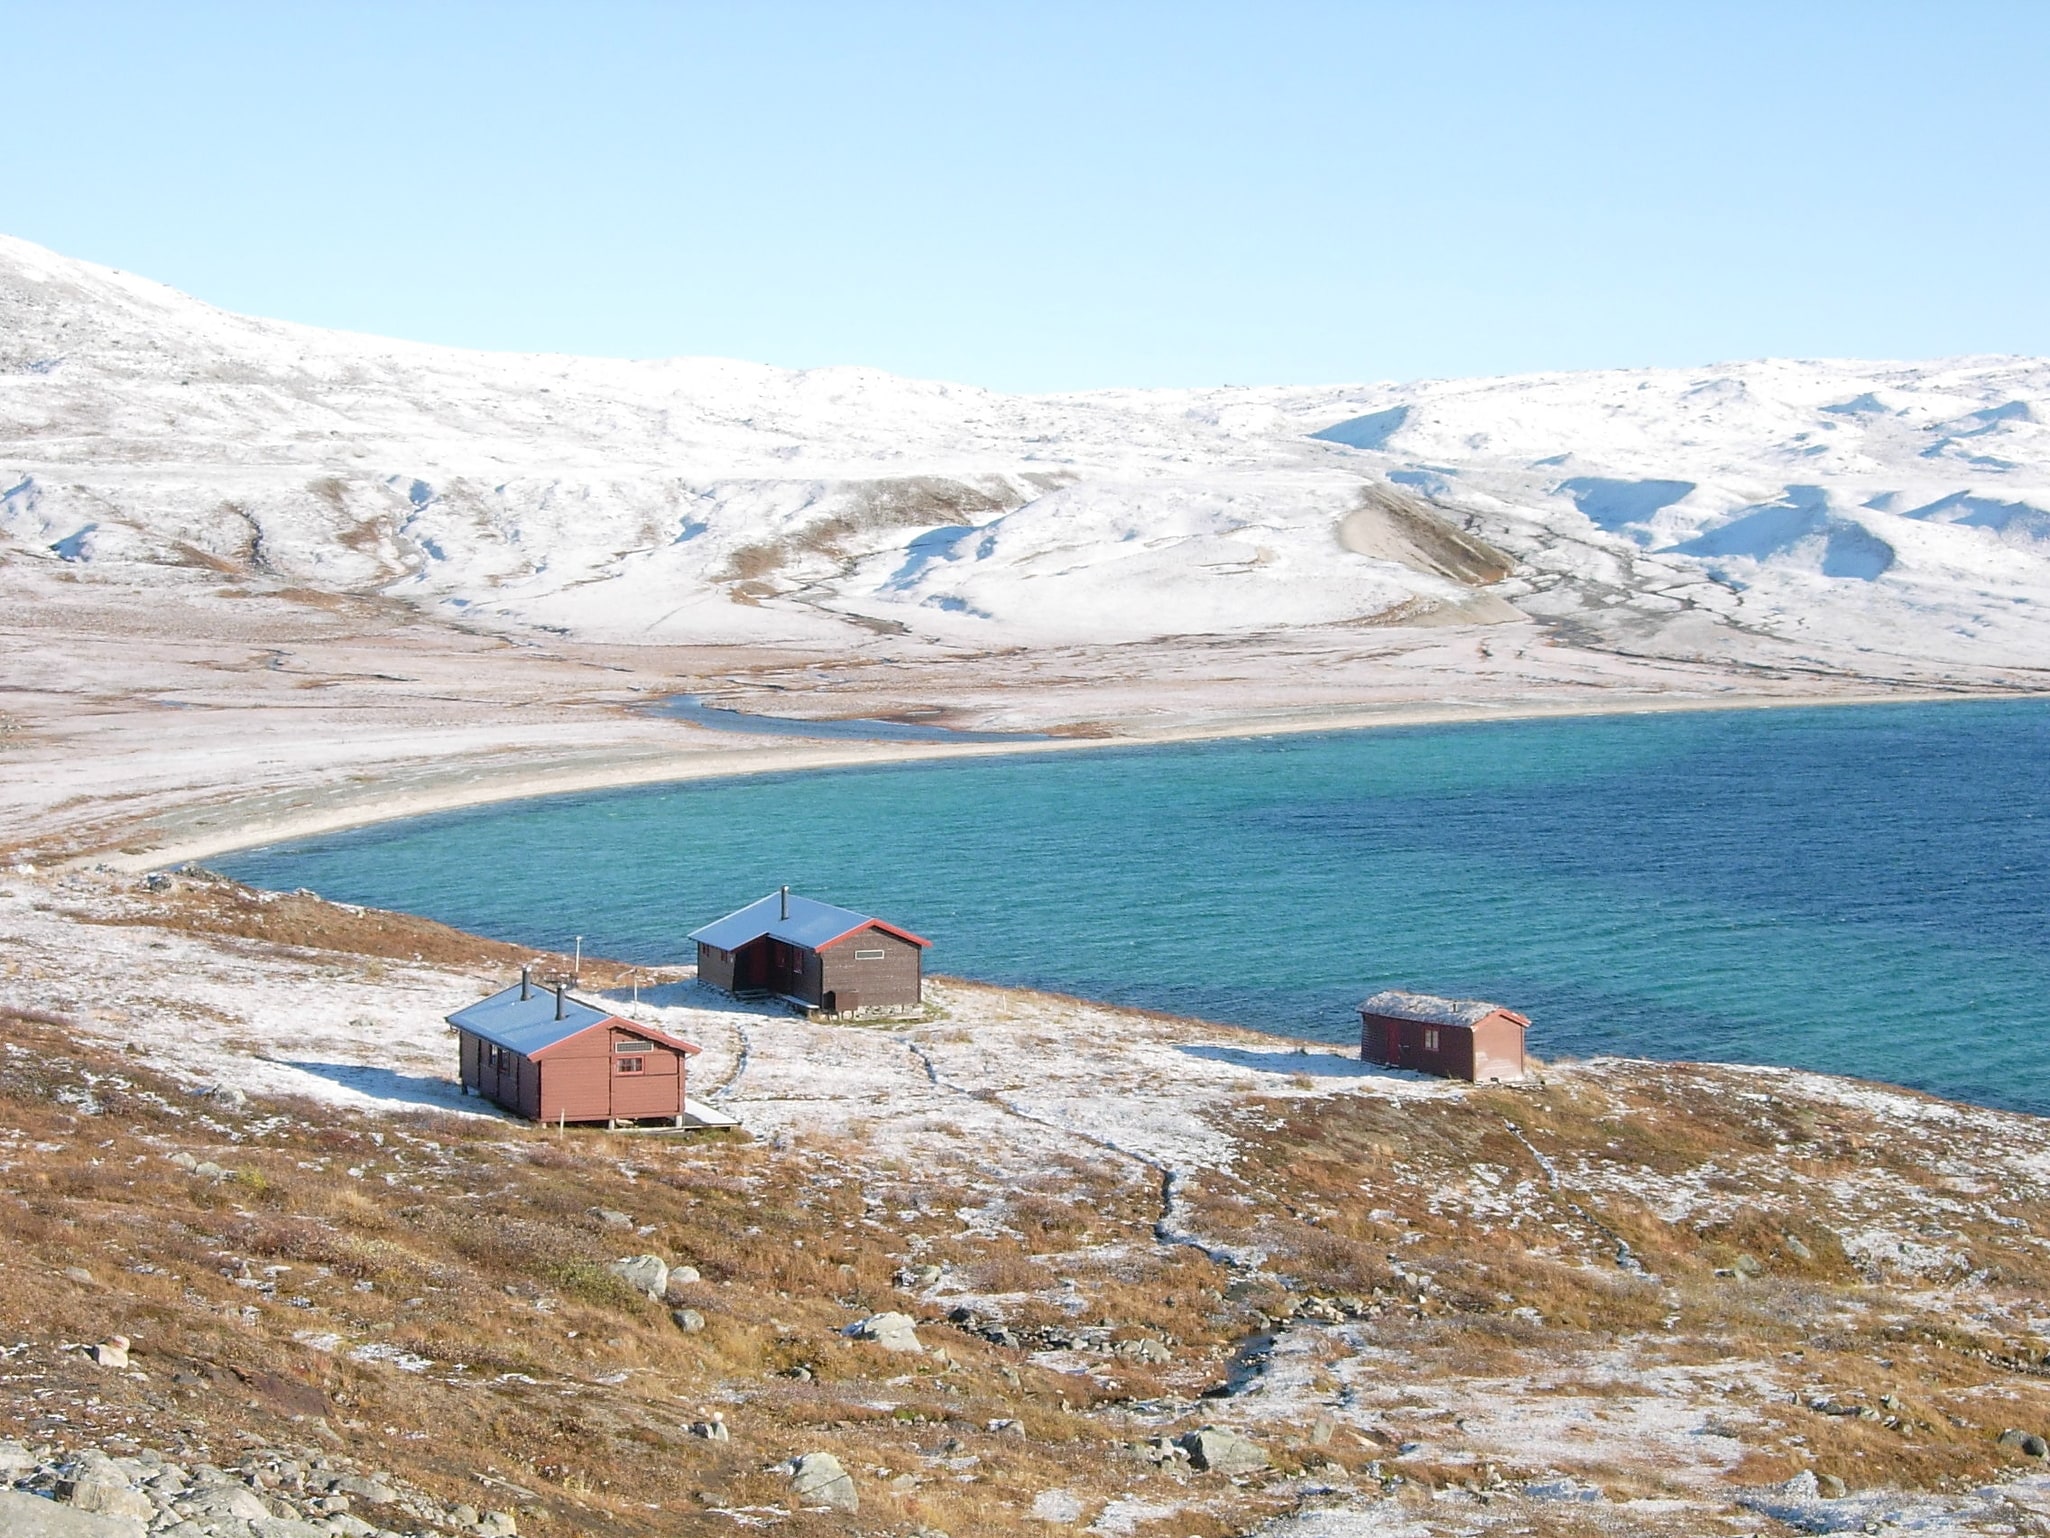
xmin=1423 ymin=1027 xmax=1441 ymax=1053
xmin=616 ymin=1056 xmax=645 ymax=1075
xmin=854 ymin=948 xmax=885 ymax=961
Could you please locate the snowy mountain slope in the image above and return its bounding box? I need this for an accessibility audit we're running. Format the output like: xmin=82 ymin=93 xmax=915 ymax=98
xmin=4 ymin=233 xmax=2050 ymax=673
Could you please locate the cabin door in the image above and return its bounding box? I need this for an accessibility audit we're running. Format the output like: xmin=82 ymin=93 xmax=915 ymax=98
xmin=1386 ymin=1021 xmax=1403 ymax=1066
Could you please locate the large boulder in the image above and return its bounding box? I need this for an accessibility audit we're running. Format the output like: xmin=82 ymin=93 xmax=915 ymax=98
xmin=788 ymin=1452 xmax=858 ymax=1512
xmin=0 ymin=1489 xmax=148 ymax=1537
xmin=58 ymin=1480 xmax=153 ymax=1523
xmin=846 ymin=1312 xmax=923 ymax=1353
xmin=1178 ymin=1427 xmax=1269 ymax=1475
xmin=609 ymin=1255 xmax=669 ymax=1300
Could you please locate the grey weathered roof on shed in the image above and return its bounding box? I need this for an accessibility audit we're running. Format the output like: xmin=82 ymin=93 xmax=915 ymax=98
xmin=688 ymin=891 xmax=930 ymax=952
xmin=1358 ymin=990 xmax=1529 ymax=1029
xmin=446 ymin=982 xmax=699 ymax=1059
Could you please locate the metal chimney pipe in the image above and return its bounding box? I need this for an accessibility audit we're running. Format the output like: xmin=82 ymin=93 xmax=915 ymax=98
xmin=520 ymin=965 xmax=531 ymax=1001
xmin=780 ymin=885 xmax=789 ymax=920
xmin=554 ymin=980 xmax=566 ymax=1021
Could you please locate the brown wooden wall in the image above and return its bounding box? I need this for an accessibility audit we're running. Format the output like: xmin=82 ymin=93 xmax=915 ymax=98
xmin=697 ymin=942 xmax=736 ymax=991
xmin=1359 ymin=1010 xmax=1524 ymax=1083
xmin=817 ymin=927 xmax=923 ymax=1011
xmin=464 ymin=1024 xmax=688 ymax=1124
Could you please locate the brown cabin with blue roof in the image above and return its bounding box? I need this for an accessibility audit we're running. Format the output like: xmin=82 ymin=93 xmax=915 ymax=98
xmin=690 ymin=887 xmax=930 ymax=1016
xmin=448 ymin=969 xmax=702 ymax=1126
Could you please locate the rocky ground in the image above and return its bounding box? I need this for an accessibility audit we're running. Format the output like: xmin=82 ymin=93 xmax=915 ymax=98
xmin=10 ymin=872 xmax=2050 ymax=1535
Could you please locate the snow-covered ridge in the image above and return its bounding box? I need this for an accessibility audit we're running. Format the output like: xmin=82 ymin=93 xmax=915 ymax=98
xmin=4 ymin=232 xmax=2049 ymax=668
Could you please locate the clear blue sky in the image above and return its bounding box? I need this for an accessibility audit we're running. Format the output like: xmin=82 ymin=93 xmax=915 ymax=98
xmin=7 ymin=2 xmax=2048 ymax=391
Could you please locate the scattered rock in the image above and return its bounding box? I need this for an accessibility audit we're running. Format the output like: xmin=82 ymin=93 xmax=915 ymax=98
xmin=1137 ymin=1437 xmax=1189 ymax=1467
xmin=0 ymin=1488 xmax=148 ymax=1537
xmin=688 ymin=1414 xmax=729 ymax=1442
xmin=1816 ymin=1472 xmax=1848 ymax=1498
xmin=1178 ymin=1427 xmax=1269 ymax=1476
xmin=1029 ymin=1489 xmax=1085 ymax=1524
xmin=671 ymin=1307 xmax=706 ymax=1333
xmin=476 ymin=1513 xmax=518 ymax=1537
xmin=192 ymin=1161 xmax=229 ymax=1180
xmin=609 ymin=1254 xmax=668 ymax=1299
xmin=665 ymin=1264 xmax=702 ymax=1293
xmin=1783 ymin=1233 xmax=1814 ymax=1260
xmin=0 ymin=1440 xmax=35 ymax=1477
xmin=89 ymin=1335 xmax=130 ymax=1369
xmin=1731 ymin=1253 xmax=1764 ymax=1278
xmin=1998 ymin=1428 xmax=2050 ymax=1458
xmin=788 ymin=1451 xmax=858 ymax=1512
xmin=1110 ymin=1336 xmax=1171 ymax=1363
xmin=60 ymin=1267 xmax=94 ymax=1286
xmin=588 ymin=1207 xmax=634 ymax=1229
xmin=166 ymin=1151 xmax=198 ymax=1171
xmin=847 ymin=1311 xmax=923 ymax=1353
xmin=448 ymin=1503 xmax=481 ymax=1528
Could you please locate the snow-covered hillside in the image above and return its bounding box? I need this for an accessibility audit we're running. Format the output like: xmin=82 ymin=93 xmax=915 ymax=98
xmin=4 ymin=233 xmax=2049 ymax=672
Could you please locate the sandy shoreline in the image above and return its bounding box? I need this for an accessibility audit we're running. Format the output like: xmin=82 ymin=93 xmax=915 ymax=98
xmin=106 ymin=683 xmax=2038 ymax=872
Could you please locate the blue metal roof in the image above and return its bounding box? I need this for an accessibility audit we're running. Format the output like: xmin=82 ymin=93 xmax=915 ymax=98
xmin=688 ymin=891 xmax=929 ymax=952
xmin=446 ymin=981 xmax=619 ymax=1056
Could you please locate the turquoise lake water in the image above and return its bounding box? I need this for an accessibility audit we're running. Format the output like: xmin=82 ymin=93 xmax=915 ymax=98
xmin=218 ymin=700 xmax=2050 ymax=1115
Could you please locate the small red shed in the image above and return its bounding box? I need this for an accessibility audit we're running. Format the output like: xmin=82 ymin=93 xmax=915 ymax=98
xmin=1359 ymin=990 xmax=1529 ymax=1083
xmin=448 ymin=972 xmax=703 ymax=1127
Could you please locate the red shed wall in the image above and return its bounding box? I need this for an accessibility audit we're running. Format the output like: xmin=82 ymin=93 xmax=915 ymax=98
xmin=1468 ymin=1013 xmax=1527 ymax=1082
xmin=1359 ymin=1014 xmax=1479 ymax=1081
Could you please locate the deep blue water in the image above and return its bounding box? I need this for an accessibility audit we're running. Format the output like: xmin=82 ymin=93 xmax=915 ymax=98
xmin=217 ymin=701 xmax=2050 ymax=1115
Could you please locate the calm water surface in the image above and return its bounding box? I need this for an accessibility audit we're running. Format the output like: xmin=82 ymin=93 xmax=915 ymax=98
xmin=219 ymin=701 xmax=2050 ymax=1114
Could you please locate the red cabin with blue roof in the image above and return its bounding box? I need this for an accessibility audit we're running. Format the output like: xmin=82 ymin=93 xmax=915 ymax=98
xmin=448 ymin=971 xmax=702 ymax=1126
xmin=689 ymin=888 xmax=930 ymax=1017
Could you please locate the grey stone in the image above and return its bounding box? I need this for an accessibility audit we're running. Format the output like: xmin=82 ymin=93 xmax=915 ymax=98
xmin=178 ymin=1485 xmax=273 ymax=1522
xmin=475 ymin=1514 xmax=517 ymax=1538
xmin=323 ymin=1518 xmax=377 ymax=1538
xmin=1815 ymin=1472 xmax=1847 ymax=1498
xmin=167 ymin=1152 xmax=199 ymax=1171
xmin=688 ymin=1416 xmax=729 ymax=1441
xmin=448 ymin=1504 xmax=480 ymax=1527
xmin=250 ymin=1520 xmax=331 ymax=1538
xmin=1110 ymin=1336 xmax=1170 ymax=1363
xmin=1999 ymin=1428 xmax=2050 ymax=1458
xmin=1731 ymin=1253 xmax=1764 ymax=1278
xmin=328 ymin=1476 xmax=397 ymax=1506
xmin=846 ymin=1311 xmax=923 ymax=1353
xmin=88 ymin=1336 xmax=130 ymax=1369
xmin=192 ymin=1161 xmax=229 ymax=1180
xmin=609 ymin=1254 xmax=668 ymax=1300
xmin=1178 ymin=1427 xmax=1269 ymax=1476
xmin=59 ymin=1482 xmax=154 ymax=1522
xmin=664 ymin=1265 xmax=701 ymax=1294
xmin=0 ymin=1439 xmax=36 ymax=1477
xmin=0 ymin=1489 xmax=149 ymax=1537
xmin=588 ymin=1208 xmax=633 ymax=1229
xmin=1783 ymin=1233 xmax=1814 ymax=1260
xmin=671 ymin=1307 xmax=706 ymax=1333
xmin=788 ymin=1452 xmax=857 ymax=1513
